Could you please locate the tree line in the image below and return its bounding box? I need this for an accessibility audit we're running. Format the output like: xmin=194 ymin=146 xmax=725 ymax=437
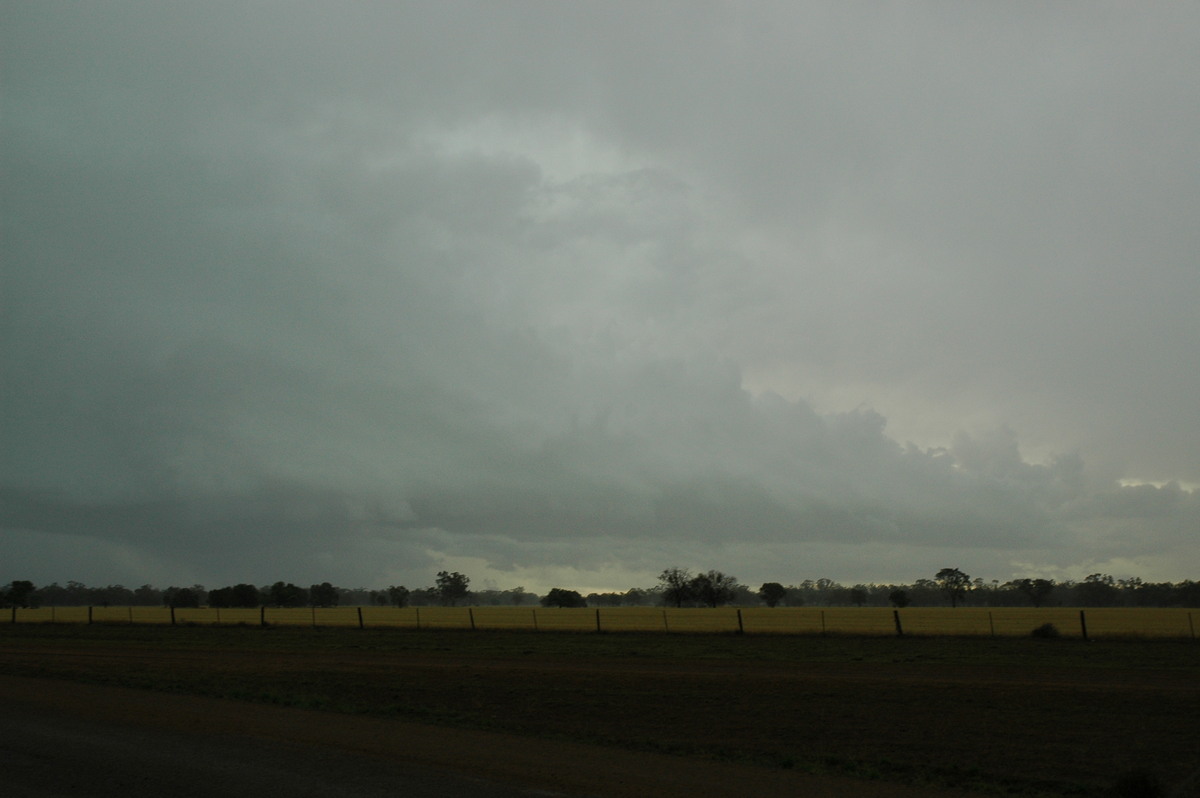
xmin=3 ymin=568 xmax=1198 ymax=610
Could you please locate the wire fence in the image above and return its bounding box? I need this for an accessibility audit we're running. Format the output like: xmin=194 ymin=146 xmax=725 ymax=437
xmin=5 ymin=605 xmax=1197 ymax=639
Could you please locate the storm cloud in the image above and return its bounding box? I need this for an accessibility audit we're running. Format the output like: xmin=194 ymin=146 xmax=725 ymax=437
xmin=3 ymin=2 xmax=1197 ymax=592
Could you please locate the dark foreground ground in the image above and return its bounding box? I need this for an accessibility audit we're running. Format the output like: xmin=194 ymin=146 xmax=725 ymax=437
xmin=1 ymin=624 xmax=1197 ymax=797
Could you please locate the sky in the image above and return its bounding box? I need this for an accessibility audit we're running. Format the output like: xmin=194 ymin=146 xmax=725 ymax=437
xmin=2 ymin=2 xmax=1198 ymax=595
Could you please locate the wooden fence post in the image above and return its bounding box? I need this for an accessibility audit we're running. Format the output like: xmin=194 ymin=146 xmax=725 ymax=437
xmin=357 ymin=607 xmax=364 ymax=629
xmin=1079 ymin=609 xmax=1089 ymax=641
xmin=736 ymin=609 xmax=744 ymax=635
xmin=260 ymin=606 xmax=266 ymax=627
xmin=988 ymin=612 xmax=995 ymax=638
xmin=468 ymin=607 xmax=476 ymax=631
xmin=820 ymin=610 xmax=826 ymax=636
xmin=893 ymin=610 xmax=904 ymax=637
xmin=170 ymin=606 xmax=176 ymax=626
xmin=88 ymin=606 xmax=93 ymax=625
xmin=662 ymin=610 xmax=669 ymax=632
xmin=415 ymin=607 xmax=421 ymax=629
xmin=532 ymin=608 xmax=538 ymax=631
xmin=595 ymin=608 xmax=602 ymax=633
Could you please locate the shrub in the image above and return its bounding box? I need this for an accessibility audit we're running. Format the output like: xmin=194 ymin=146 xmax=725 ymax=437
xmin=1030 ymin=622 xmax=1060 ymax=639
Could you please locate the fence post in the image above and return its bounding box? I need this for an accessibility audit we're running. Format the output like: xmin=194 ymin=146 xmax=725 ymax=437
xmin=988 ymin=612 xmax=995 ymax=638
xmin=415 ymin=607 xmax=421 ymax=629
xmin=893 ymin=610 xmax=904 ymax=637
xmin=821 ymin=610 xmax=826 ymax=636
xmin=469 ymin=607 xmax=476 ymax=631
xmin=10 ymin=606 xmax=15 ymax=624
xmin=595 ymin=608 xmax=602 ymax=633
xmin=736 ymin=609 xmax=744 ymax=635
xmin=662 ymin=610 xmax=670 ymax=632
xmin=1189 ymin=611 xmax=1194 ymax=641
xmin=532 ymin=608 xmax=538 ymax=631
xmin=260 ymin=606 xmax=266 ymax=627
xmin=88 ymin=606 xmax=93 ymax=625
xmin=357 ymin=607 xmax=364 ymax=630
xmin=1079 ymin=609 xmax=1089 ymax=641
xmin=170 ymin=606 xmax=176 ymax=626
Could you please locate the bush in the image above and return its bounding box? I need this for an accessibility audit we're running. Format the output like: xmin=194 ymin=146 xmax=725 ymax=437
xmin=1030 ymin=622 xmax=1060 ymax=639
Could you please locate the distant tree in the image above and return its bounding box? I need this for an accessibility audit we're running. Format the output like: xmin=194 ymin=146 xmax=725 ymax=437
xmin=1010 ymin=578 xmax=1056 ymax=608
xmin=848 ymin=586 xmax=869 ymax=607
xmin=623 ymin=588 xmax=650 ymax=606
xmin=690 ymin=571 xmax=739 ymax=608
xmin=386 ymin=585 xmax=410 ymax=608
xmin=1176 ymin=580 xmax=1200 ymax=607
xmin=231 ymin=583 xmax=260 ymax=607
xmin=435 ymin=571 xmax=470 ymax=606
xmin=163 ymin=586 xmax=200 ymax=609
xmin=209 ymin=585 xmax=258 ymax=608
xmin=504 ymin=586 xmax=532 ymax=605
xmin=758 ymin=582 xmax=787 ymax=608
xmin=309 ymin=582 xmax=339 ymax=608
xmin=207 ymin=587 xmax=235 ymax=608
xmin=658 ymin=567 xmax=695 ymax=608
xmin=267 ymin=581 xmax=308 ymax=608
xmin=541 ymin=588 xmax=587 ymax=608
xmin=132 ymin=584 xmax=162 ymax=606
xmin=935 ymin=568 xmax=971 ymax=608
xmin=1 ymin=580 xmax=36 ymax=609
xmin=888 ymin=589 xmax=911 ymax=608
xmin=1076 ymin=573 xmax=1118 ymax=607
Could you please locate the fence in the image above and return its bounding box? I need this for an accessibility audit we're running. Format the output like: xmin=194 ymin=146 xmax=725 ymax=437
xmin=5 ymin=605 xmax=1197 ymax=639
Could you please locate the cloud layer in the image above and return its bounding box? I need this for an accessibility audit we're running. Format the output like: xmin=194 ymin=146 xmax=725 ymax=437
xmin=3 ymin=3 xmax=1197 ymax=592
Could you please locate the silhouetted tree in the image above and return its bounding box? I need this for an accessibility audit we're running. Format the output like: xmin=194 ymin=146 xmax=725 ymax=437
xmin=849 ymin=586 xmax=869 ymax=607
xmin=935 ymin=568 xmax=971 ymax=607
xmin=504 ymin=586 xmax=533 ymax=605
xmin=1009 ymin=578 xmax=1056 ymax=608
xmin=133 ymin=584 xmax=162 ymax=606
xmin=379 ymin=585 xmax=408 ymax=607
xmin=888 ymin=589 xmax=911 ymax=608
xmin=163 ymin=586 xmax=200 ymax=609
xmin=541 ymin=588 xmax=587 ymax=608
xmin=435 ymin=571 xmax=470 ymax=606
xmin=309 ymin=582 xmax=339 ymax=607
xmin=1 ymin=580 xmax=36 ymax=609
xmin=658 ymin=567 xmax=694 ymax=607
xmin=267 ymin=581 xmax=308 ymax=607
xmin=1076 ymin=573 xmax=1120 ymax=606
xmin=758 ymin=582 xmax=787 ymax=607
xmin=691 ymin=570 xmax=739 ymax=608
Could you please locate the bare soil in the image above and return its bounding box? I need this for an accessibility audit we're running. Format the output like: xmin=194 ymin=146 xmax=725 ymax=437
xmin=2 ymin=625 xmax=1197 ymax=796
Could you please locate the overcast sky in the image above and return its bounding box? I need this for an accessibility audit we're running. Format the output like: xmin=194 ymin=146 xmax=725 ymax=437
xmin=3 ymin=2 xmax=1198 ymax=595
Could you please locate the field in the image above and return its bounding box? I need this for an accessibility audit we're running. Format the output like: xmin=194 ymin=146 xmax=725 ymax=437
xmin=9 ymin=604 xmax=1199 ymax=639
xmin=1 ymin=622 xmax=1197 ymax=796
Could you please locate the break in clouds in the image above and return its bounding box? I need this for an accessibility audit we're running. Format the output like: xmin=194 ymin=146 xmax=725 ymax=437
xmin=2 ymin=3 xmax=1198 ymax=593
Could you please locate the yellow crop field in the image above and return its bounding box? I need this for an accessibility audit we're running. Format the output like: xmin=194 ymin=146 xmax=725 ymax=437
xmin=7 ymin=605 xmax=1196 ymax=638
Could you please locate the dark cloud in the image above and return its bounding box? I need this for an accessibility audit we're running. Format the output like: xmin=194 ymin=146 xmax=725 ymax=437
xmin=2 ymin=3 xmax=1197 ymax=591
